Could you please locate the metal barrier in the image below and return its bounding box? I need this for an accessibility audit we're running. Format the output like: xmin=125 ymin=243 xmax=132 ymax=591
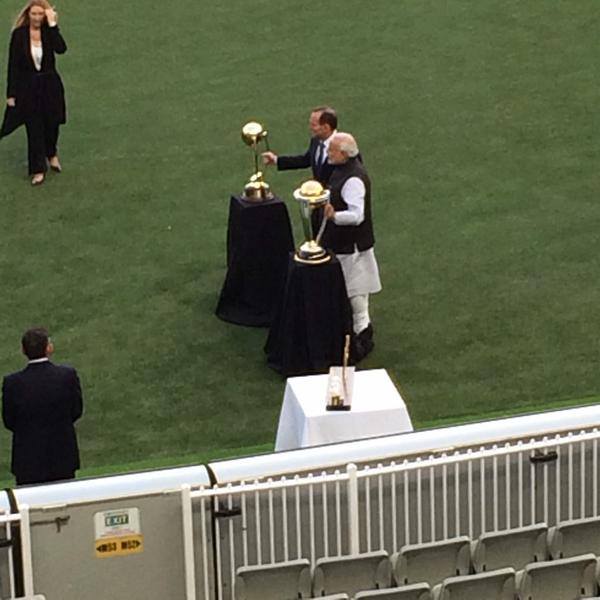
xmin=182 ymin=427 xmax=600 ymax=600
xmin=1 ymin=408 xmax=600 ymax=599
xmin=1 ymin=465 xmax=212 ymax=600
xmin=0 ymin=506 xmax=38 ymax=599
xmin=0 ymin=513 xmax=18 ymax=599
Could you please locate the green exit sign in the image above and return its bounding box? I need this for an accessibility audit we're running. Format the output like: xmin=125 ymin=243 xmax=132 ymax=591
xmin=105 ymin=514 xmax=129 ymax=527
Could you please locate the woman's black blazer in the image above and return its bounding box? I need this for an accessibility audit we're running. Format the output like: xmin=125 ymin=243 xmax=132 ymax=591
xmin=1 ymin=24 xmax=67 ymax=137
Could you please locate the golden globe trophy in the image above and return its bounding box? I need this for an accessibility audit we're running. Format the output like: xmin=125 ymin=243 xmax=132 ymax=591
xmin=241 ymin=121 xmax=273 ymax=201
xmin=293 ymin=180 xmax=331 ymax=265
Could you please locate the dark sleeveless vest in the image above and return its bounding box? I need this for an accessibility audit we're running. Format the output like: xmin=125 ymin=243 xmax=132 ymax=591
xmin=322 ymin=157 xmax=375 ymax=254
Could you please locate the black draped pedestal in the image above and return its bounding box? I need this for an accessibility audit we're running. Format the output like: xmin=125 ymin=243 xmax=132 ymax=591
xmin=265 ymin=255 xmax=353 ymax=376
xmin=216 ymin=195 xmax=294 ymax=327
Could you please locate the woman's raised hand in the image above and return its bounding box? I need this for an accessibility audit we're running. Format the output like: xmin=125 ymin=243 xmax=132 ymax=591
xmin=6 ymin=98 xmax=16 ymax=107
xmin=45 ymin=6 xmax=58 ymax=25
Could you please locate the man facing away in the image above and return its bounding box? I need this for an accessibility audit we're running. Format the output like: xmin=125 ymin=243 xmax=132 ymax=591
xmin=2 ymin=327 xmax=83 ymax=486
xmin=323 ymin=132 xmax=382 ymax=361
xmin=262 ymin=106 xmax=338 ymax=185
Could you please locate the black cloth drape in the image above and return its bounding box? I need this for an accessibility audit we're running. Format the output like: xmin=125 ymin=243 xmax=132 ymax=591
xmin=216 ymin=195 xmax=294 ymax=327
xmin=265 ymin=255 xmax=353 ymax=376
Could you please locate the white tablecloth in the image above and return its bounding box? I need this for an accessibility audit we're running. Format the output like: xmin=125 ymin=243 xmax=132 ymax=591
xmin=275 ymin=369 xmax=413 ymax=451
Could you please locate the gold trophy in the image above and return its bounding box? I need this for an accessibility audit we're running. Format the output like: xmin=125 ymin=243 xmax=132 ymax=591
xmin=241 ymin=121 xmax=273 ymax=201
xmin=326 ymin=335 xmax=354 ymax=411
xmin=293 ymin=180 xmax=332 ymax=264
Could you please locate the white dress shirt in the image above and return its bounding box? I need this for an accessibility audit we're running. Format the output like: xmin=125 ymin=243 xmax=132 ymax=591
xmin=28 ymin=357 xmax=49 ymax=364
xmin=31 ymin=43 xmax=43 ymax=71
xmin=330 ymin=168 xmax=382 ymax=297
xmin=333 ymin=178 xmax=365 ymax=226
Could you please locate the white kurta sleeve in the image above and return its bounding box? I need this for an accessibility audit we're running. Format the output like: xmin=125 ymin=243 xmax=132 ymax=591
xmin=333 ymin=177 xmax=366 ymax=226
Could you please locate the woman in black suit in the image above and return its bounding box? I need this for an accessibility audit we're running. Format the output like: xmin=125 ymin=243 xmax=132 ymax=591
xmin=1 ymin=0 xmax=67 ymax=185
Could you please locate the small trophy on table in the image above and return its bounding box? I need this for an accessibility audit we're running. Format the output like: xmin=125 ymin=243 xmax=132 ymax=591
xmin=326 ymin=335 xmax=354 ymax=411
xmin=241 ymin=121 xmax=274 ymax=201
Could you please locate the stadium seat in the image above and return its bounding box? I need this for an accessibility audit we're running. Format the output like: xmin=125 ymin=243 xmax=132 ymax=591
xmin=354 ymin=583 xmax=432 ymax=599
xmin=515 ymin=553 xmax=598 ymax=600
xmin=312 ymin=551 xmax=392 ymax=598
xmin=472 ymin=524 xmax=548 ymax=572
xmin=234 ymin=558 xmax=311 ymax=600
xmin=431 ymin=567 xmax=515 ymax=600
xmin=548 ymin=516 xmax=600 ymax=559
xmin=392 ymin=537 xmax=471 ymax=588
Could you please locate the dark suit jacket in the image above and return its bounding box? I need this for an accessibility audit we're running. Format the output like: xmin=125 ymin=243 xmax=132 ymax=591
xmin=2 ymin=360 xmax=82 ymax=484
xmin=277 ymin=136 xmax=334 ymax=185
xmin=1 ymin=24 xmax=67 ymax=138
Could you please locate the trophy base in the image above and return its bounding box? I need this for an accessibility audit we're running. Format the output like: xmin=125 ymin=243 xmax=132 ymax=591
xmin=243 ymin=176 xmax=274 ymax=202
xmin=326 ymin=404 xmax=351 ymax=411
xmin=294 ymin=241 xmax=331 ymax=265
xmin=243 ymin=187 xmax=274 ymax=203
xmin=294 ymin=252 xmax=331 ymax=265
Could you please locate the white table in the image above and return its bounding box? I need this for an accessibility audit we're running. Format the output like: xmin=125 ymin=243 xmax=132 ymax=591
xmin=275 ymin=369 xmax=413 ymax=451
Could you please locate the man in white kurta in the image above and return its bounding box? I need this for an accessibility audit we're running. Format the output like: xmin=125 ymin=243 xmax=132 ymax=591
xmin=323 ymin=133 xmax=382 ymax=360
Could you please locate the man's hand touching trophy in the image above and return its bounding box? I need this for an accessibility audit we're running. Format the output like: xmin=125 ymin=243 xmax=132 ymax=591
xmin=241 ymin=121 xmax=273 ymax=201
xmin=261 ymin=150 xmax=278 ymax=166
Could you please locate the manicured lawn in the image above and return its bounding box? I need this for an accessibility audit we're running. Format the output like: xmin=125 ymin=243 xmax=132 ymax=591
xmin=0 ymin=0 xmax=598 ymax=482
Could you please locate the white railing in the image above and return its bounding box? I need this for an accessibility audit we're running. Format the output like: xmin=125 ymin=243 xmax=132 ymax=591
xmin=181 ymin=427 xmax=600 ymax=600
xmin=0 ymin=505 xmax=36 ymax=599
xmin=4 ymin=422 xmax=599 ymax=599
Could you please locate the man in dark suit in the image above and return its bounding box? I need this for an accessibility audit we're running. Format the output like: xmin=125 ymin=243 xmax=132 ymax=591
xmin=261 ymin=106 xmax=338 ymax=185
xmin=2 ymin=327 xmax=83 ymax=486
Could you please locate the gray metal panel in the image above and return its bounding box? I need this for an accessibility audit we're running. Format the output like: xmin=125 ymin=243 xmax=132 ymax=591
xmin=12 ymin=465 xmax=211 ymax=508
xmin=209 ymin=404 xmax=600 ymax=483
xmin=26 ymin=492 xmax=209 ymax=600
xmin=5 ymin=467 xmax=213 ymax=600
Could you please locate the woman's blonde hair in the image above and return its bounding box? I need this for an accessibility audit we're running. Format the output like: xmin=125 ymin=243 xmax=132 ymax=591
xmin=14 ymin=0 xmax=51 ymax=28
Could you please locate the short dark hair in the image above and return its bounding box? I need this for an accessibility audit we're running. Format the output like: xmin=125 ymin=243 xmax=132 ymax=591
xmin=21 ymin=327 xmax=49 ymax=360
xmin=317 ymin=107 xmax=338 ymax=131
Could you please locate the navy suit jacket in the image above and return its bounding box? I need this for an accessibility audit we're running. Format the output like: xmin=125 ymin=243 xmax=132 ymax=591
xmin=276 ymin=136 xmax=334 ymax=185
xmin=2 ymin=360 xmax=82 ymax=484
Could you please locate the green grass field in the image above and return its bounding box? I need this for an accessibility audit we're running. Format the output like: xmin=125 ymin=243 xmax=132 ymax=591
xmin=0 ymin=1 xmax=598 ymax=483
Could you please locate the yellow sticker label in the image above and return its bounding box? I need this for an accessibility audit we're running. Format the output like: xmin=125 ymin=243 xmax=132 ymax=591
xmin=95 ymin=534 xmax=144 ymax=558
